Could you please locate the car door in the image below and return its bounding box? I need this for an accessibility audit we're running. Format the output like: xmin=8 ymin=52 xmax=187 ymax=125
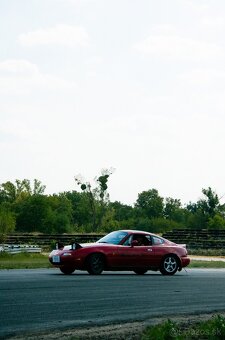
xmin=115 ymin=234 xmax=155 ymax=268
xmin=117 ymin=245 xmax=155 ymax=268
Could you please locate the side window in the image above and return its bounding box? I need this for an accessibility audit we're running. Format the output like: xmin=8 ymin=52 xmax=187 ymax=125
xmin=123 ymin=235 xmax=132 ymax=246
xmin=145 ymin=235 xmax=152 ymax=245
xmin=152 ymin=236 xmax=164 ymax=245
xmin=133 ymin=234 xmax=151 ymax=246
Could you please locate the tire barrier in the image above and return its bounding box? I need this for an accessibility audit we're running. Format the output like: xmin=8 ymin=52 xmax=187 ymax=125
xmin=163 ymin=229 xmax=225 ymax=249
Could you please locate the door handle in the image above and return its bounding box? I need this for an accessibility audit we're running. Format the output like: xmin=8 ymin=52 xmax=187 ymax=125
xmin=147 ymin=248 xmax=153 ymax=252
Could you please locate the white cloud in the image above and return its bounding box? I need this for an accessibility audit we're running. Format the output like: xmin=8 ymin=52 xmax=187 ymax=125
xmin=200 ymin=16 xmax=225 ymax=30
xmin=0 ymin=119 xmax=36 ymax=141
xmin=50 ymin=0 xmax=94 ymax=4
xmin=134 ymin=34 xmax=224 ymax=61
xmin=182 ymin=0 xmax=209 ymax=12
xmin=0 ymin=59 xmax=77 ymax=95
xmin=84 ymin=56 xmax=104 ymax=65
xmin=1 ymin=0 xmax=225 ymax=205
xmin=18 ymin=24 xmax=89 ymax=47
xmin=0 ymin=59 xmax=39 ymax=75
xmin=178 ymin=68 xmax=225 ymax=85
xmin=152 ymin=24 xmax=176 ymax=35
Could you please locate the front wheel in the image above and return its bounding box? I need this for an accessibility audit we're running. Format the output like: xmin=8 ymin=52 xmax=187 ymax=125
xmin=86 ymin=253 xmax=105 ymax=275
xmin=160 ymin=255 xmax=178 ymax=275
xmin=134 ymin=269 xmax=148 ymax=275
xmin=60 ymin=266 xmax=76 ymax=275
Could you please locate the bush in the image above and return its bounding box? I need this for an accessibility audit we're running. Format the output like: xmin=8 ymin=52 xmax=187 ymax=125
xmin=142 ymin=320 xmax=179 ymax=340
xmin=208 ymin=214 xmax=225 ymax=230
xmin=142 ymin=315 xmax=225 ymax=340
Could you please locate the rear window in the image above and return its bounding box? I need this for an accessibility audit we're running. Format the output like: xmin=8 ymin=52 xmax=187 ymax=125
xmin=152 ymin=236 xmax=164 ymax=245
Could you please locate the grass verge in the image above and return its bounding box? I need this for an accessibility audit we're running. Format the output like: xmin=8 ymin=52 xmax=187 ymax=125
xmin=142 ymin=315 xmax=225 ymax=339
xmin=0 ymin=252 xmax=51 ymax=269
xmin=189 ymin=260 xmax=225 ymax=269
xmin=189 ymin=248 xmax=225 ymax=256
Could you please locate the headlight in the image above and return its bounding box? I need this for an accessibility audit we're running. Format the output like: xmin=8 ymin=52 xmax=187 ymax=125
xmin=62 ymin=252 xmax=72 ymax=256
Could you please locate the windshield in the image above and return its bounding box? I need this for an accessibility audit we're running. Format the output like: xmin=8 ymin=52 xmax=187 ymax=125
xmin=97 ymin=231 xmax=128 ymax=245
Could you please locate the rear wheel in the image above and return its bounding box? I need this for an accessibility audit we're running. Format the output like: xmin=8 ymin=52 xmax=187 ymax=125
xmin=86 ymin=253 xmax=105 ymax=275
xmin=134 ymin=269 xmax=148 ymax=275
xmin=60 ymin=266 xmax=76 ymax=275
xmin=160 ymin=255 xmax=178 ymax=275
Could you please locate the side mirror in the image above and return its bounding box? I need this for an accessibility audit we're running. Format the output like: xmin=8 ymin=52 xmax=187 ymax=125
xmin=131 ymin=240 xmax=139 ymax=247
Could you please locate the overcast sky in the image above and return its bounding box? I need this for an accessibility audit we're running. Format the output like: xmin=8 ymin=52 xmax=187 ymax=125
xmin=1 ymin=0 xmax=225 ymax=206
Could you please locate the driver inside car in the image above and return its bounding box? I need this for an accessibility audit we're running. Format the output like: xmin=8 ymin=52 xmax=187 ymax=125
xmin=133 ymin=235 xmax=151 ymax=246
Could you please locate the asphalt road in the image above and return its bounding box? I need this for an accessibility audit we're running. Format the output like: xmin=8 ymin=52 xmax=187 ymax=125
xmin=1 ymin=268 xmax=225 ymax=338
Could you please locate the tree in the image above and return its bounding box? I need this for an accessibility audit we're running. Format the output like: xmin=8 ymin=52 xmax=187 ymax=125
xmin=109 ymin=201 xmax=134 ymax=221
xmin=0 ymin=179 xmax=46 ymax=203
xmin=0 ymin=181 xmax=17 ymax=203
xmin=0 ymin=204 xmax=16 ymax=242
xmin=135 ymin=189 xmax=164 ymax=218
xmin=164 ymin=197 xmax=184 ymax=223
xmin=15 ymin=194 xmax=73 ymax=234
xmin=15 ymin=195 xmax=50 ymax=232
xmin=42 ymin=194 xmax=73 ymax=234
xmin=99 ymin=208 xmax=120 ymax=232
xmin=75 ymin=168 xmax=114 ymax=230
xmin=186 ymin=187 xmax=221 ymax=229
xmin=208 ymin=214 xmax=225 ymax=230
xmin=201 ymin=187 xmax=219 ymax=217
xmin=63 ymin=191 xmax=92 ymax=227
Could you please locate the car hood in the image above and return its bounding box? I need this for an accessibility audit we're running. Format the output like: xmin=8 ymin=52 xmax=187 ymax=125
xmin=63 ymin=242 xmax=108 ymax=250
xmin=80 ymin=242 xmax=98 ymax=248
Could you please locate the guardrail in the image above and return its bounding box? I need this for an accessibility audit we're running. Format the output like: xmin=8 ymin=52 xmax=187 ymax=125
xmin=0 ymin=244 xmax=42 ymax=254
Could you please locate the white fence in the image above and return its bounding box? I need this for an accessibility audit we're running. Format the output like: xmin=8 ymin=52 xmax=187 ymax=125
xmin=0 ymin=244 xmax=42 ymax=254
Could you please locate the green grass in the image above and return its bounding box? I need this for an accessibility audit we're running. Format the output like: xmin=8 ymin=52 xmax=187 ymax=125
xmin=189 ymin=248 xmax=225 ymax=256
xmin=189 ymin=260 xmax=225 ymax=269
xmin=0 ymin=252 xmax=51 ymax=269
xmin=142 ymin=315 xmax=225 ymax=339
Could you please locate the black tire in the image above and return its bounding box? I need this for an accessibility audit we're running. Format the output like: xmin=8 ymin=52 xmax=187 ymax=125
xmin=60 ymin=266 xmax=76 ymax=275
xmin=134 ymin=269 xmax=148 ymax=275
xmin=86 ymin=253 xmax=105 ymax=275
xmin=160 ymin=255 xmax=178 ymax=275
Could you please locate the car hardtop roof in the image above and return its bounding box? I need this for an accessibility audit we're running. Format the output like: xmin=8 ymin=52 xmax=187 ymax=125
xmin=120 ymin=229 xmax=154 ymax=236
xmin=111 ymin=230 xmax=168 ymax=243
xmin=120 ymin=230 xmax=167 ymax=240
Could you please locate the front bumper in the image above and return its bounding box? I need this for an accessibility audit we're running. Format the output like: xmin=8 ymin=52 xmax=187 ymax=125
xmin=181 ymin=256 xmax=191 ymax=268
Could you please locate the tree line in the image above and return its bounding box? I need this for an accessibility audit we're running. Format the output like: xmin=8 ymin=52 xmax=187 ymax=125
xmin=1 ymin=171 xmax=225 ymax=238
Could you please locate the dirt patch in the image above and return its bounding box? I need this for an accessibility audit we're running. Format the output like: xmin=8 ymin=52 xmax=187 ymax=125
xmin=6 ymin=312 xmax=225 ymax=340
xmin=4 ymin=322 xmax=144 ymax=340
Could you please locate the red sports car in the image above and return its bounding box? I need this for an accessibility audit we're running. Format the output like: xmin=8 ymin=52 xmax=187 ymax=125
xmin=49 ymin=230 xmax=190 ymax=275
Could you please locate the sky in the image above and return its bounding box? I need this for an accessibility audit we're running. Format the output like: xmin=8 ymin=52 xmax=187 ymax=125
xmin=0 ymin=0 xmax=225 ymax=206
